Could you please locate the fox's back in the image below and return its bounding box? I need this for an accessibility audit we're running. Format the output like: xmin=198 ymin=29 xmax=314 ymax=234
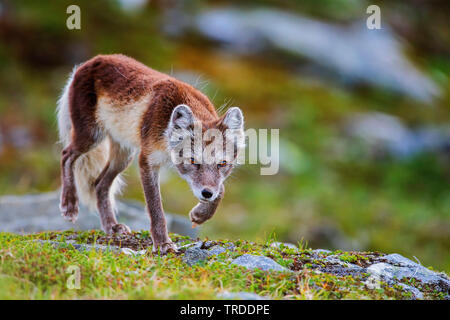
xmin=69 ymin=54 xmax=218 ymax=149
xmin=84 ymin=54 xmax=169 ymax=102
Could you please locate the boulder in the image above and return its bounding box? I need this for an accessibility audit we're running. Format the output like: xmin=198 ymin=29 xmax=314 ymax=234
xmin=231 ymin=254 xmax=289 ymax=272
xmin=208 ymin=245 xmax=227 ymax=256
xmin=367 ymin=255 xmax=450 ymax=292
xmin=270 ymin=242 xmax=297 ymax=250
xmin=344 ymin=112 xmax=450 ymax=158
xmin=182 ymin=247 xmax=209 ymax=266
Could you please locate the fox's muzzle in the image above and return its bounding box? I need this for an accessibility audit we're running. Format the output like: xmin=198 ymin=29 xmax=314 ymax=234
xmin=189 ymin=184 xmax=225 ymax=227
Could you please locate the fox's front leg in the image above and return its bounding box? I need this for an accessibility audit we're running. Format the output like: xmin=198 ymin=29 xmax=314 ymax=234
xmin=139 ymin=154 xmax=177 ymax=255
xmin=190 ymin=185 xmax=224 ymax=227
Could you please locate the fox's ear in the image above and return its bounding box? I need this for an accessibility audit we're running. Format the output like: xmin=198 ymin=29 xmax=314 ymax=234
xmin=223 ymin=107 xmax=244 ymax=130
xmin=223 ymin=107 xmax=245 ymax=156
xmin=170 ymin=104 xmax=194 ymax=129
xmin=167 ymin=104 xmax=194 ymax=148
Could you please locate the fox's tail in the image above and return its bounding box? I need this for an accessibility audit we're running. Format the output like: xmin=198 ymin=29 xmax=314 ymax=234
xmin=56 ymin=66 xmax=123 ymax=211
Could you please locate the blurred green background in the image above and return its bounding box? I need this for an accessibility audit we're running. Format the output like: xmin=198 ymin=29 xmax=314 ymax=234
xmin=0 ymin=0 xmax=449 ymax=271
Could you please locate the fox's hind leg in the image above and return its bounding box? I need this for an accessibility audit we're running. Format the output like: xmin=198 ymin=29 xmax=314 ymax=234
xmin=60 ymin=143 xmax=82 ymax=222
xmin=94 ymin=140 xmax=134 ymax=234
xmin=60 ymin=94 xmax=103 ymax=222
xmin=60 ymin=134 xmax=99 ymax=222
xmin=59 ymin=60 xmax=108 ymax=224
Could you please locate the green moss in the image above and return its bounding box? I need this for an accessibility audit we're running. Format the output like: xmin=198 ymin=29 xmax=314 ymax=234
xmin=0 ymin=231 xmax=444 ymax=300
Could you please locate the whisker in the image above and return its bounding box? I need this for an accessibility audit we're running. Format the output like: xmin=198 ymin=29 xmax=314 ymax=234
xmin=217 ymin=98 xmax=234 ymax=115
xmin=194 ymin=74 xmax=205 ymax=88
xmin=200 ymin=80 xmax=209 ymax=92
xmin=212 ymin=89 xmax=219 ymax=103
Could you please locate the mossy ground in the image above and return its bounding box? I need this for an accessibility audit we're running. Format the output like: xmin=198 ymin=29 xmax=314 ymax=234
xmin=0 ymin=230 xmax=445 ymax=300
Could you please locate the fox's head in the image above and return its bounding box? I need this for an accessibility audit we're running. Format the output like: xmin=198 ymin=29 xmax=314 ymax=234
xmin=166 ymin=104 xmax=245 ymax=208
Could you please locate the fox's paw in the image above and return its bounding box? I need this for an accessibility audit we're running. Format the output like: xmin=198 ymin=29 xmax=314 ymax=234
xmin=152 ymin=241 xmax=178 ymax=255
xmin=189 ymin=203 xmax=213 ymax=227
xmin=112 ymin=223 xmax=131 ymax=235
xmin=60 ymin=192 xmax=79 ymax=223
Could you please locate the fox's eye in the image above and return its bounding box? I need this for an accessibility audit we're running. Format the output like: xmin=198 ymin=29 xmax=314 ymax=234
xmin=190 ymin=157 xmax=201 ymax=167
xmin=217 ymin=160 xmax=227 ymax=168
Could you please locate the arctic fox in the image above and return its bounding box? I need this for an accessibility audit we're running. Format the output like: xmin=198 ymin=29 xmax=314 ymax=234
xmin=57 ymin=54 xmax=245 ymax=254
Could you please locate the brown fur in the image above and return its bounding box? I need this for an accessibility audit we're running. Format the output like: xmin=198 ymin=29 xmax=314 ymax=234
xmin=70 ymin=54 xmax=219 ymax=150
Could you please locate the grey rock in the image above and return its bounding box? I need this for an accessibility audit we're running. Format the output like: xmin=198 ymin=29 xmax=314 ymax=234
xmin=218 ymin=291 xmax=266 ymax=300
xmin=320 ymin=255 xmax=365 ymax=277
xmin=320 ymin=264 xmax=365 ymax=278
xmin=313 ymin=249 xmax=332 ymax=255
xmin=367 ymin=263 xmax=407 ymax=281
xmin=321 ymin=265 xmax=365 ymax=278
xmin=120 ymin=247 xmax=147 ymax=256
xmin=325 ymin=255 xmax=362 ymax=269
xmin=380 ymin=254 xmax=450 ymax=285
xmin=202 ymin=240 xmax=214 ymax=249
xmin=345 ymin=112 xmax=450 ymax=158
xmin=192 ymin=241 xmax=204 ymax=249
xmin=270 ymin=242 xmax=297 ymax=250
xmin=0 ymin=191 xmax=197 ymax=238
xmin=324 ymin=255 xmax=342 ymax=264
xmin=224 ymin=243 xmax=236 ymax=251
xmin=178 ymin=241 xmax=203 ymax=250
xmin=182 ymin=247 xmax=209 ymax=266
xmin=231 ymin=254 xmax=289 ymax=272
xmin=367 ymin=262 xmax=450 ymax=292
xmin=208 ymin=245 xmax=227 ymax=256
xmin=397 ymin=283 xmax=424 ymax=300
xmin=381 ymin=253 xmax=420 ymax=267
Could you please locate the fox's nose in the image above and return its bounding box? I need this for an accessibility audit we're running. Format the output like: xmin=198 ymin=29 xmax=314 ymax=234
xmin=201 ymin=188 xmax=213 ymax=199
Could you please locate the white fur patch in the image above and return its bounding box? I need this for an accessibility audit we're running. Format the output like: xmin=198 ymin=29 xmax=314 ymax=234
xmin=56 ymin=70 xmax=134 ymax=211
xmin=57 ymin=65 xmax=78 ymax=146
xmin=148 ymin=149 xmax=170 ymax=167
xmin=96 ymin=93 xmax=152 ymax=150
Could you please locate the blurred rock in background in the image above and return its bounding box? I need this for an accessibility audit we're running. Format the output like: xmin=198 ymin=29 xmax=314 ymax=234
xmin=344 ymin=112 xmax=450 ymax=159
xmin=166 ymin=7 xmax=441 ymax=103
xmin=0 ymin=191 xmax=197 ymax=238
